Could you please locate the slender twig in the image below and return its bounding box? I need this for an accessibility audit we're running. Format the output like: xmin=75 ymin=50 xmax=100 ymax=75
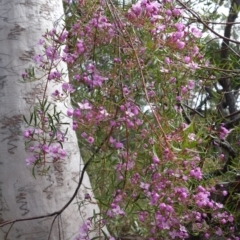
xmin=179 ymin=103 xmax=191 ymax=124
xmin=203 ymin=140 xmax=236 ymax=179
xmin=182 ymin=103 xmax=205 ymax=118
xmin=4 ymin=222 xmax=14 ymax=240
xmin=176 ymin=0 xmax=240 ymax=45
xmin=0 ymin=136 xmax=109 ymax=230
xmin=225 ymin=116 xmax=240 ymax=129
xmin=224 ymin=110 xmax=240 ymax=119
xmin=48 ymin=215 xmax=59 ymax=240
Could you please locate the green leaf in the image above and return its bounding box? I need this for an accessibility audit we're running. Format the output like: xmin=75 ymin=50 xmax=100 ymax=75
xmin=32 ymin=165 xmax=36 ymax=179
xmin=44 ymin=102 xmax=51 ymax=114
xmin=23 ymin=115 xmax=29 ymax=125
xmin=29 ymin=113 xmax=33 ymax=125
xmin=34 ymin=109 xmax=37 ymax=126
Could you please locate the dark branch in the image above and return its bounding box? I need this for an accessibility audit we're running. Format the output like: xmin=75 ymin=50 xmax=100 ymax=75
xmin=203 ymin=140 xmax=236 ymax=179
xmin=218 ymin=0 xmax=240 ymax=117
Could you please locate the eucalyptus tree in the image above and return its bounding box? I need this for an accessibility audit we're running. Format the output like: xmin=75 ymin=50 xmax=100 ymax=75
xmin=0 ymin=0 xmax=104 ymax=239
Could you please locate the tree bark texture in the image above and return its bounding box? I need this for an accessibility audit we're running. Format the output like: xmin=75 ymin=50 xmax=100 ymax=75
xmin=0 ymin=0 xmax=103 ymax=239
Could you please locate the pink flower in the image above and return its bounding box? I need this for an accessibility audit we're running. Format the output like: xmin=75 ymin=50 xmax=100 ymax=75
xmin=76 ymin=39 xmax=85 ymax=54
xmin=33 ymin=54 xmax=44 ymax=63
xmin=215 ymin=227 xmax=223 ymax=236
xmin=37 ymin=39 xmax=45 ymax=45
xmin=74 ymin=109 xmax=81 ymax=117
xmin=219 ymin=125 xmax=229 ymax=139
xmin=169 ymin=77 xmax=176 ymax=83
xmin=175 ymin=23 xmax=185 ymax=32
xmin=26 ymin=156 xmax=37 ymax=166
xmin=152 ymin=155 xmax=160 ymax=164
xmin=78 ymin=101 xmax=92 ymax=110
xmin=62 ymin=83 xmax=74 ymax=93
xmin=74 ymin=74 xmax=80 ymax=80
xmin=76 ymin=220 xmax=91 ymax=240
xmin=184 ymin=56 xmax=191 ymax=64
xmin=81 ymin=132 xmax=88 ymax=138
xmin=45 ymin=46 xmax=59 ymax=60
xmin=192 ymin=45 xmax=199 ymax=55
xmin=67 ymin=109 xmax=74 ymax=117
xmin=187 ymin=80 xmax=195 ymax=90
xmin=191 ymin=27 xmax=202 ymax=38
xmin=190 ymin=167 xmax=202 ymax=180
xmin=173 ymin=31 xmax=184 ymax=39
xmin=165 ymin=57 xmax=172 ymax=64
xmin=87 ymin=136 xmax=94 ymax=144
xmin=181 ymin=86 xmax=188 ymax=94
xmin=140 ymin=182 xmax=150 ymax=190
xmin=176 ymin=96 xmax=181 ymax=101
xmin=72 ymin=121 xmax=78 ymax=130
xmin=176 ymin=40 xmax=185 ymax=49
xmin=115 ymin=142 xmax=124 ymax=149
xmin=58 ymin=148 xmax=66 ymax=158
xmin=22 ymin=72 xmax=28 ymax=78
xmin=172 ymin=8 xmax=181 ymax=17
xmin=48 ymin=71 xmax=61 ymax=80
xmin=165 ymin=9 xmax=172 ymax=16
xmin=130 ymin=2 xmax=142 ymax=16
xmin=51 ymin=89 xmax=60 ymax=97
xmin=58 ymin=31 xmax=68 ymax=42
xmin=42 ymin=144 xmax=49 ymax=153
xmin=222 ymin=190 xmax=228 ymax=196
xmin=112 ymin=205 xmax=125 ymax=216
xmin=23 ymin=129 xmax=31 ymax=138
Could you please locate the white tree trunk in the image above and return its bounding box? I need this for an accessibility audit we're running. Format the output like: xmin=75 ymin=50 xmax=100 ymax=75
xmin=0 ymin=0 xmax=103 ymax=239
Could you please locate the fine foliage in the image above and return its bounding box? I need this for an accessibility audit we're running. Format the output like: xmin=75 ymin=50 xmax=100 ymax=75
xmin=22 ymin=0 xmax=240 ymax=239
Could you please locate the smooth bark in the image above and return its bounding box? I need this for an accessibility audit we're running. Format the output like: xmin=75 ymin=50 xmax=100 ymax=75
xmin=0 ymin=0 xmax=103 ymax=239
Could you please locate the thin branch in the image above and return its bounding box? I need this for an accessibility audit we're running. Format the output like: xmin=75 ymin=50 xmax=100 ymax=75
xmin=182 ymin=103 xmax=205 ymax=118
xmin=0 ymin=136 xmax=109 ymax=231
xmin=218 ymin=0 xmax=240 ymax=117
xmin=195 ymin=95 xmax=210 ymax=113
xmin=179 ymin=0 xmax=240 ymax=119
xmin=225 ymin=116 xmax=240 ymax=129
xmin=187 ymin=17 xmax=240 ymax=25
xmin=176 ymin=0 xmax=240 ymax=45
xmin=179 ymin=103 xmax=191 ymax=124
xmin=4 ymin=222 xmax=14 ymax=240
xmin=224 ymin=109 xmax=240 ymax=119
xmin=204 ymin=140 xmax=236 ymax=179
xmin=48 ymin=215 xmax=59 ymax=240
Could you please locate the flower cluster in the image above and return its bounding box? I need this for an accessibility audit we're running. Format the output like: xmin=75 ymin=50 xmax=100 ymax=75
xmin=23 ymin=106 xmax=67 ymax=170
xmin=23 ymin=0 xmax=240 ymax=239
